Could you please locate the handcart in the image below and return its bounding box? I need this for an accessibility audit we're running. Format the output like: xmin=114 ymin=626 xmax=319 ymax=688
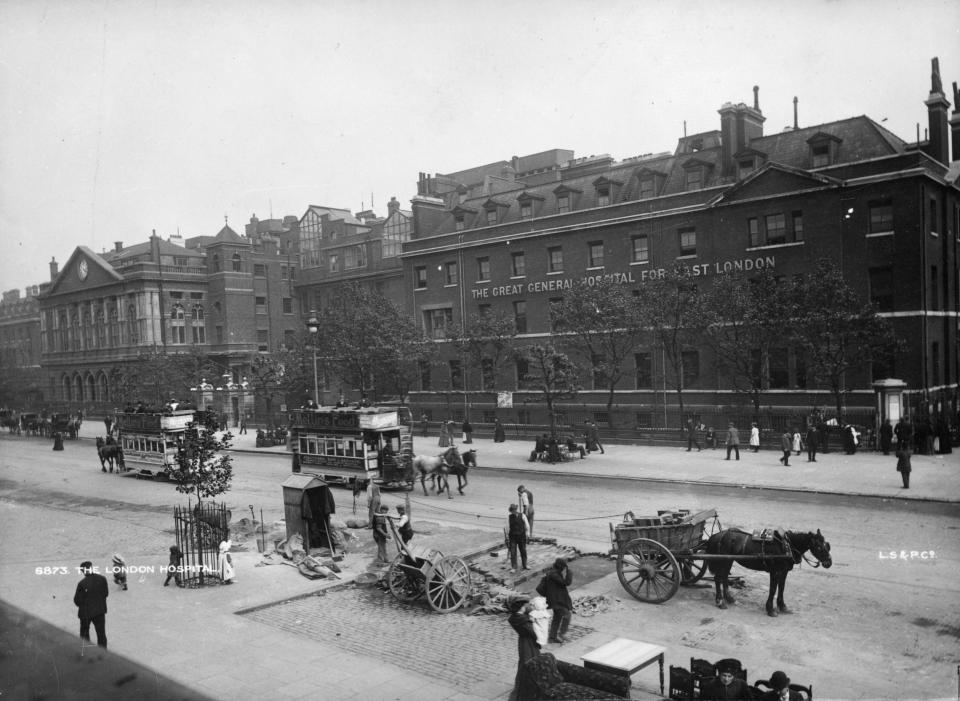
xmin=384 ymin=518 xmax=472 ymax=613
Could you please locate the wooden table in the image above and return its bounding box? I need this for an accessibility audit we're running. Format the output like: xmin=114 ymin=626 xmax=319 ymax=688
xmin=581 ymin=637 xmax=666 ymax=695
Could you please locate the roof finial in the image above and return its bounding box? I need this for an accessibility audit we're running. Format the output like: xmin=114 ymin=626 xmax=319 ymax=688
xmin=224 ymin=214 xmax=228 ymax=226
xmin=793 ymin=96 xmax=798 ymax=129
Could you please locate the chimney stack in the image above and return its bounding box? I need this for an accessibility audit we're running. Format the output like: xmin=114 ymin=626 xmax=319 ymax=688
xmin=114 ymin=241 xmax=123 ymax=252
xmin=950 ymin=81 xmax=960 ymax=162
xmin=793 ymin=96 xmax=798 ymax=129
xmin=387 ymin=196 xmax=400 ymax=215
xmin=49 ymin=257 xmax=59 ymax=280
xmin=925 ymin=57 xmax=950 ymax=165
xmin=719 ymin=88 xmax=766 ymax=177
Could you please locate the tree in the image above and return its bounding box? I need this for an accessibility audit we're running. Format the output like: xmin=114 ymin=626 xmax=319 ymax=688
xmin=455 ymin=310 xmax=517 ymax=393
xmin=111 ymin=348 xmax=219 ymax=408
xmin=551 ymin=278 xmax=645 ymax=425
xmin=166 ymin=421 xmax=233 ymax=508
xmin=632 ymin=267 xmax=711 ymax=420
xmin=374 ymin=314 xmax=437 ymax=403
xmin=790 ymin=262 xmax=902 ymax=421
xmin=703 ymin=270 xmax=794 ymax=419
xmin=514 ymin=343 xmax=581 ymax=437
xmin=316 ymin=283 xmax=387 ymax=400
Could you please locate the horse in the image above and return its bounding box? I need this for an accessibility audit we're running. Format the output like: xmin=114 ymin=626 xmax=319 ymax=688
xmin=706 ymin=528 xmax=832 ymax=617
xmin=96 ymin=436 xmax=126 ymax=473
xmin=413 ymin=446 xmax=468 ymax=498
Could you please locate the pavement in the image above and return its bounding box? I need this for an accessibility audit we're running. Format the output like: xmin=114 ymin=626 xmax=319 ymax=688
xmin=2 ymin=421 xmax=958 ymax=701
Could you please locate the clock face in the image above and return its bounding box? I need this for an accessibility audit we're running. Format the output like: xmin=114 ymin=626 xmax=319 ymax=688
xmin=78 ymin=260 xmax=88 ymax=281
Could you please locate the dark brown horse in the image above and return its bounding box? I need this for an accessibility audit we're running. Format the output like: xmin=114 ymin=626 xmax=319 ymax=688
xmin=706 ymin=528 xmax=832 ymax=617
xmin=96 ymin=436 xmax=125 ymax=473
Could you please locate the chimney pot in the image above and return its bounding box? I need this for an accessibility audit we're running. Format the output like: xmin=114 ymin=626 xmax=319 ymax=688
xmin=114 ymin=241 xmax=123 ymax=252
xmin=753 ymin=85 xmax=760 ymax=111
xmin=49 ymin=257 xmax=59 ymax=280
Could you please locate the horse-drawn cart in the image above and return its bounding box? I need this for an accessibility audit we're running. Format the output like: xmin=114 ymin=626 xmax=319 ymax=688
xmin=610 ymin=508 xmax=721 ymax=603
xmin=384 ymin=518 xmax=472 ymax=613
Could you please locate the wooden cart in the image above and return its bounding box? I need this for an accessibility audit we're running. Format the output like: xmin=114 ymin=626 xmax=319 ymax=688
xmin=610 ymin=508 xmax=721 ymax=603
xmin=384 ymin=518 xmax=472 ymax=613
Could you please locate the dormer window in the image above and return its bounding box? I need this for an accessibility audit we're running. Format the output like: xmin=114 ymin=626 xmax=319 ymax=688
xmin=807 ymin=132 xmax=841 ymax=168
xmin=455 ymin=214 xmax=465 ymax=231
xmin=738 ymin=158 xmax=755 ymax=175
xmin=639 ymin=178 xmax=655 ymax=199
xmin=520 ymin=201 xmax=532 ymax=219
xmin=681 ymin=158 xmax=710 ymax=192
xmin=486 ymin=209 xmax=498 ymax=225
xmin=685 ymin=169 xmax=702 ymax=190
xmin=516 ymin=191 xmax=544 ymax=220
xmin=597 ymin=187 xmax=610 ymax=207
xmin=558 ymin=194 xmax=570 ymax=213
xmin=811 ymin=144 xmax=830 ymax=168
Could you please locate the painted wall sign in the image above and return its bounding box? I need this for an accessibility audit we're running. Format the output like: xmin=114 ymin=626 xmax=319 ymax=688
xmin=470 ymin=255 xmax=777 ymax=299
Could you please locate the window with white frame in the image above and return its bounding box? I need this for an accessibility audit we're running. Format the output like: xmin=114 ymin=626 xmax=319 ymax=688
xmin=415 ymin=266 xmax=427 ymax=289
xmin=557 ymin=194 xmax=570 ymax=213
xmin=477 ymin=257 xmax=490 ymax=281
xmin=513 ymin=300 xmax=527 ymax=334
xmin=678 ymin=227 xmax=696 ymax=256
xmin=445 ymin=262 xmax=459 ymax=285
xmin=631 ymin=235 xmax=649 ymax=263
xmin=765 ymin=213 xmax=786 ymax=245
xmin=424 ymin=308 xmax=453 ymax=339
xmin=548 ymin=246 xmax=563 ymax=273
xmin=588 ymin=241 xmax=604 ymax=268
xmin=869 ymin=199 xmax=893 ymax=233
xmin=511 ymin=251 xmax=526 ymax=277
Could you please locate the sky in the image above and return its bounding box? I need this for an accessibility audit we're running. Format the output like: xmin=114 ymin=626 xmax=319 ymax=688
xmin=1 ymin=0 xmax=959 ymax=295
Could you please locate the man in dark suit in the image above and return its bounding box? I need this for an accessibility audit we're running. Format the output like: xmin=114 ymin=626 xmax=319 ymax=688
xmin=74 ymin=560 xmax=109 ymax=648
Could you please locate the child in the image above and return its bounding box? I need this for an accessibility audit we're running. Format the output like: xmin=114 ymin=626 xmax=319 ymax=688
xmin=164 ymin=544 xmax=184 ymax=587
xmin=527 ymin=596 xmax=552 ymax=647
xmin=112 ymin=553 xmax=128 ymax=591
xmin=218 ymin=541 xmax=235 ymax=584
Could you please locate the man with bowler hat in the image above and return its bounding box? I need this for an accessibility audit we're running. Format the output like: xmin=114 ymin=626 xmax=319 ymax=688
xmin=74 ymin=560 xmax=109 ymax=648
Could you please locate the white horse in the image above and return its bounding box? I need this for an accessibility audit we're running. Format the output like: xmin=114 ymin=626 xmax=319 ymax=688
xmin=413 ymin=446 xmax=468 ymax=499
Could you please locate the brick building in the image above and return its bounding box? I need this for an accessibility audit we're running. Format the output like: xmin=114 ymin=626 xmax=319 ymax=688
xmin=402 ymin=61 xmax=960 ymax=430
xmin=0 ymin=285 xmax=45 ymax=406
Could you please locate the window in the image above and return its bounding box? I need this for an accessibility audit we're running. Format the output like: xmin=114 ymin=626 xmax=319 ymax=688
xmin=486 ymin=209 xmax=498 ymax=225
xmin=792 ymin=211 xmax=804 ymax=241
xmin=283 ymin=329 xmax=296 ymax=348
xmin=255 ymin=296 xmax=267 ymax=313
xmin=170 ymin=304 xmax=185 ymax=344
xmin=597 ymin=187 xmax=610 ymax=207
xmin=769 ymin=348 xmax=789 ymax=389
xmin=748 ymin=217 xmax=761 ymax=247
xmin=424 ymin=308 xmax=453 ymax=339
xmin=281 ymin=265 xmax=289 ymax=280
xmin=738 ymin=158 xmax=755 ymax=175
xmin=290 ymin=266 xmax=296 ymax=280
xmin=548 ymin=297 xmax=563 ymax=332
xmin=513 ymin=300 xmax=527 ymax=333
xmin=231 ymin=253 xmax=242 ymax=272
xmin=639 ymin=178 xmax=655 ymax=199
xmin=449 ymin=360 xmax=463 ymax=390
xmin=328 ymin=253 xmax=339 ymax=272
xmin=481 ymin=358 xmax=494 ymax=390
xmin=516 ymin=358 xmax=533 ymax=390
xmin=588 ymin=242 xmax=604 ymax=268
xmin=254 ymin=264 xmax=266 ymax=277
xmin=108 ymin=306 xmax=119 ymax=347
xmin=685 ymin=168 xmax=702 ymax=190
xmin=415 ymin=266 xmax=427 ymax=289
xmin=520 ymin=201 xmax=533 ymax=219
xmin=511 ymin=251 xmax=526 ymax=277
xmin=477 ymin=257 xmax=490 ymax=282
xmin=548 ymin=246 xmax=563 ymax=273
xmin=454 ymin=214 xmax=466 ymax=232
xmin=765 ymin=213 xmax=786 ymax=245
xmin=631 ymin=235 xmax=649 ymax=263
xmin=445 ymin=262 xmax=459 ymax=285
xmin=257 ymin=329 xmax=269 ymax=352
xmin=869 ymin=199 xmax=893 ymax=233
xmin=811 ymin=144 xmax=830 ymax=168
xmin=557 ymin=194 xmax=570 ymax=213
xmin=212 ymin=254 xmax=220 ymax=272
xmin=681 ymin=350 xmax=699 ymax=386
xmin=929 ymin=197 xmax=938 ymax=234
xmin=344 ymin=245 xmax=366 ymax=269
xmin=635 ymin=352 xmax=652 ymax=389
xmin=869 ymin=267 xmax=894 ymax=312
xmin=678 ymin=227 xmax=696 ymax=256
xmin=216 ymin=325 xmax=223 ymax=343
xmin=282 ymin=298 xmax=293 ymax=314
xmin=382 ymin=211 xmax=411 ymax=258
xmin=419 ymin=361 xmax=432 ymax=391
xmin=191 ymin=305 xmax=205 ymax=344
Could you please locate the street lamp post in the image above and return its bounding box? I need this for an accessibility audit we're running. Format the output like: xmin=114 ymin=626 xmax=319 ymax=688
xmin=307 ymin=311 xmax=320 ymax=406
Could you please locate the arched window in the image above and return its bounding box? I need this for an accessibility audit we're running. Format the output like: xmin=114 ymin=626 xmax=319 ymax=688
xmin=73 ymin=375 xmax=84 ymax=402
xmin=85 ymin=374 xmax=96 ymax=402
xmin=95 ymin=308 xmax=106 ymax=348
xmin=61 ymin=374 xmax=72 ymax=401
xmin=231 ymin=253 xmax=242 ymax=272
xmin=82 ymin=310 xmax=93 ymax=350
xmin=108 ymin=305 xmax=119 ymax=347
xmin=72 ymin=313 xmax=82 ymax=351
xmin=97 ymin=372 xmax=109 ymax=402
xmin=191 ymin=305 xmax=205 ymax=344
xmin=170 ymin=304 xmax=186 ymax=344
xmin=212 ymin=254 xmax=220 ymax=272
xmin=59 ymin=314 xmax=69 ymax=352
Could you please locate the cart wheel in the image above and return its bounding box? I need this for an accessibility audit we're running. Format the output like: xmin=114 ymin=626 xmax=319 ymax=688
xmin=679 ymin=558 xmax=707 ymax=585
xmin=387 ymin=554 xmax=423 ymax=602
xmin=616 ymin=537 xmax=680 ymax=603
xmin=425 ymin=556 xmax=471 ymax=613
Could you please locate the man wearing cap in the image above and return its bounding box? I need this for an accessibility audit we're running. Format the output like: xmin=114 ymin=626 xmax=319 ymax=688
xmin=701 ymin=661 xmax=750 ymax=700
xmin=517 ymin=485 xmax=534 ymax=537
xmin=761 ymin=671 xmax=802 ymax=701
xmin=373 ymin=505 xmax=391 ymax=563
xmin=73 ymin=561 xmax=109 ymax=649
xmin=536 ymin=558 xmax=573 ymax=644
xmin=506 ymin=504 xmax=529 ymax=572
xmin=395 ymin=505 xmax=413 ymax=543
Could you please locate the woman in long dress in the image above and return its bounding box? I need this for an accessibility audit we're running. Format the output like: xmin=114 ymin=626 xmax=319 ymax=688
xmin=438 ymin=420 xmax=450 ymax=447
xmin=507 ymin=598 xmax=540 ymax=701
xmin=749 ymin=423 xmax=760 ymax=452
xmin=219 ymin=541 xmax=235 ymax=584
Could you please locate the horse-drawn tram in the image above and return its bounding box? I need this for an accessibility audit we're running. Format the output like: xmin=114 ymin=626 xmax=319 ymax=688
xmin=288 ymin=405 xmax=414 ymax=490
xmin=114 ymin=409 xmax=196 ymax=480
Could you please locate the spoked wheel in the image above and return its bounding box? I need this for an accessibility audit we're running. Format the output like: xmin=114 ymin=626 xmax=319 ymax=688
xmin=616 ymin=537 xmax=680 ymax=603
xmin=679 ymin=557 xmax=707 ymax=585
xmin=387 ymin=554 xmax=424 ymax=602
xmin=425 ymin=556 xmax=472 ymax=613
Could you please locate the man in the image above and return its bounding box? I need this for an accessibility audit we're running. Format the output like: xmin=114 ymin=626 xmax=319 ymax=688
xmin=517 ymin=485 xmax=535 ymax=538
xmin=507 ymin=504 xmax=529 ymax=572
xmin=74 ymin=561 xmax=109 ymax=649
xmin=372 ymin=505 xmax=390 ymax=563
xmin=724 ymin=422 xmax=740 ymax=461
xmin=879 ymin=418 xmax=893 ymax=455
xmin=395 ymin=505 xmax=413 ymax=543
xmin=536 ymin=558 xmax=573 ymax=644
xmin=761 ymin=671 xmax=803 ymax=701
xmin=779 ymin=430 xmax=792 ymax=466
xmin=686 ymin=418 xmax=702 ymax=452
xmin=420 ymin=413 xmax=429 ymax=438
xmin=805 ymin=424 xmax=818 ymax=462
xmin=585 ymin=420 xmax=604 ymax=454
xmin=701 ymin=661 xmax=750 ymax=700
